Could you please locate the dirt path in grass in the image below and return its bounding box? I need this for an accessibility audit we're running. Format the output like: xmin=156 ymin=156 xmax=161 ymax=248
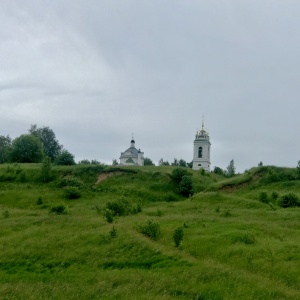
xmin=96 ymin=171 xmax=122 ymax=184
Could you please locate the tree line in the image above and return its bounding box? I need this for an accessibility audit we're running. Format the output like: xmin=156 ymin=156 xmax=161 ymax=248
xmin=0 ymin=125 xmax=75 ymax=165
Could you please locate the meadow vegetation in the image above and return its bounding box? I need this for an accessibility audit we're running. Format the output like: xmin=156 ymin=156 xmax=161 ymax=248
xmin=0 ymin=163 xmax=300 ymax=299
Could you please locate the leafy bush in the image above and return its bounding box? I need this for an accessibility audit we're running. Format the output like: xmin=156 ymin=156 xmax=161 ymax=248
xmin=64 ymin=186 xmax=81 ymax=199
xmin=106 ymin=198 xmax=129 ymax=216
xmin=179 ymin=175 xmax=193 ymax=196
xmin=173 ymin=227 xmax=184 ymax=247
xmin=50 ymin=204 xmax=67 ymax=215
xmin=105 ymin=198 xmax=141 ymax=217
xmin=138 ymin=219 xmax=161 ymax=240
xmin=259 ymin=191 xmax=269 ymax=203
xmin=171 ymin=168 xmax=189 ymax=183
xmin=278 ymin=193 xmax=300 ymax=208
xmin=171 ymin=168 xmax=193 ymax=197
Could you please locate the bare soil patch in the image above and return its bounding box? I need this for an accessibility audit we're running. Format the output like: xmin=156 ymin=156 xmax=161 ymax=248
xmin=96 ymin=171 xmax=123 ymax=184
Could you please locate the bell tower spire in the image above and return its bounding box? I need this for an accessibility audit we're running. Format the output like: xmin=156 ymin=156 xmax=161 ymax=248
xmin=193 ymin=115 xmax=211 ymax=171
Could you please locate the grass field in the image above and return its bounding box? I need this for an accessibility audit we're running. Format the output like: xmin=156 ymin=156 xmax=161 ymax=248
xmin=0 ymin=163 xmax=299 ymax=299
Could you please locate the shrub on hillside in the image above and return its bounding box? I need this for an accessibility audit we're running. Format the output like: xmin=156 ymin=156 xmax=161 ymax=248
xmin=105 ymin=197 xmax=141 ymax=217
xmin=171 ymin=168 xmax=189 ymax=184
xmin=179 ymin=175 xmax=193 ymax=196
xmin=138 ymin=219 xmax=161 ymax=241
xmin=278 ymin=193 xmax=300 ymax=208
xmin=106 ymin=198 xmax=129 ymax=216
xmin=262 ymin=167 xmax=297 ymax=184
xmin=171 ymin=168 xmax=193 ymax=196
xmin=259 ymin=191 xmax=269 ymax=204
xmin=64 ymin=186 xmax=81 ymax=199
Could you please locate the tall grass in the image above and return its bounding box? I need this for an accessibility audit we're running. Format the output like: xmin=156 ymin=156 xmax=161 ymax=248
xmin=0 ymin=164 xmax=299 ymax=299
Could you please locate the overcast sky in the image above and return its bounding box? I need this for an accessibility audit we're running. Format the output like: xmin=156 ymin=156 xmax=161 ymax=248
xmin=1 ymin=1 xmax=300 ymax=172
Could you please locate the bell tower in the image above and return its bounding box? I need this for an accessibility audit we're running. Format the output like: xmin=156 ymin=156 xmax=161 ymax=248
xmin=192 ymin=117 xmax=211 ymax=171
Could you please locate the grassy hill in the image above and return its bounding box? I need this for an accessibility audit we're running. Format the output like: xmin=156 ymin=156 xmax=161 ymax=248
xmin=0 ymin=164 xmax=299 ymax=299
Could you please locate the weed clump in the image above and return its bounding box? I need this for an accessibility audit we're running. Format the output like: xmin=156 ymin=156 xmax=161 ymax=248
xmin=271 ymin=191 xmax=279 ymax=200
xmin=173 ymin=227 xmax=184 ymax=248
xmin=220 ymin=209 xmax=232 ymax=217
xmin=278 ymin=193 xmax=300 ymax=208
xmin=37 ymin=197 xmax=43 ymax=205
xmin=58 ymin=176 xmax=83 ymax=188
xmin=259 ymin=191 xmax=269 ymax=203
xmin=138 ymin=219 xmax=161 ymax=240
xmin=50 ymin=204 xmax=67 ymax=215
xmin=2 ymin=209 xmax=10 ymax=218
xmin=104 ymin=209 xmax=114 ymax=223
xmin=109 ymin=226 xmax=117 ymax=238
xmin=232 ymin=232 xmax=255 ymax=244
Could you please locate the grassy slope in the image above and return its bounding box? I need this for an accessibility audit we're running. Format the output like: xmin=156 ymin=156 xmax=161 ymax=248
xmin=0 ymin=164 xmax=299 ymax=299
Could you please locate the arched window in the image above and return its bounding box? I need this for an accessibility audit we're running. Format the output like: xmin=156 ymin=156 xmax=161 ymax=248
xmin=198 ymin=147 xmax=203 ymax=158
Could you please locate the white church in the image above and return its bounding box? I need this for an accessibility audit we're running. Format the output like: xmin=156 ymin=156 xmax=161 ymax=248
xmin=192 ymin=119 xmax=211 ymax=171
xmin=119 ymin=119 xmax=211 ymax=170
xmin=119 ymin=138 xmax=144 ymax=166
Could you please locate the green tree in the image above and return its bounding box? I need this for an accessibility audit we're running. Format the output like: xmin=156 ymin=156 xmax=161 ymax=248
xmin=178 ymin=159 xmax=187 ymax=167
xmin=171 ymin=158 xmax=179 ymax=166
xmin=159 ymin=158 xmax=169 ymax=166
xmin=186 ymin=161 xmax=193 ymax=168
xmin=0 ymin=135 xmax=11 ymax=163
xmin=297 ymin=160 xmax=300 ymax=179
xmin=213 ymin=166 xmax=225 ymax=176
xmin=55 ymin=149 xmax=75 ymax=165
xmin=78 ymin=159 xmax=91 ymax=164
xmin=10 ymin=134 xmax=44 ymax=163
xmin=29 ymin=124 xmax=62 ymax=161
xmin=91 ymin=159 xmax=101 ymax=164
xmin=226 ymin=159 xmax=236 ymax=177
xmin=112 ymin=159 xmax=119 ymax=166
xmin=144 ymin=157 xmax=155 ymax=166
